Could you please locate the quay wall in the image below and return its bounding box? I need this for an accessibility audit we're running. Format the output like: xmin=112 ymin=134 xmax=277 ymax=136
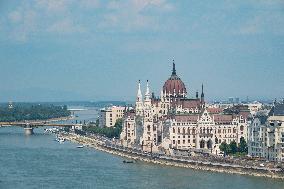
xmin=63 ymin=134 xmax=284 ymax=180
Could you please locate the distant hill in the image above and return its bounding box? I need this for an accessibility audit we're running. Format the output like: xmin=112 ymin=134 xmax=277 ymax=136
xmin=0 ymin=101 xmax=134 ymax=108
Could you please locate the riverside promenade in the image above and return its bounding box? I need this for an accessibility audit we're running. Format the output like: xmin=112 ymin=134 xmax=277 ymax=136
xmin=61 ymin=132 xmax=284 ymax=179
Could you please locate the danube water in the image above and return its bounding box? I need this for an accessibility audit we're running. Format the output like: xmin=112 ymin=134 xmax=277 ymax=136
xmin=1 ymin=109 xmax=284 ymax=189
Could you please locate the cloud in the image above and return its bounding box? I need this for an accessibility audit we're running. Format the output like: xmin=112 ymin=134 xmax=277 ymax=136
xmin=3 ymin=0 xmax=94 ymax=42
xmin=48 ymin=18 xmax=86 ymax=34
xmin=99 ymin=0 xmax=174 ymax=32
xmin=79 ymin=0 xmax=100 ymax=9
xmin=235 ymin=1 xmax=284 ymax=35
xmin=35 ymin=0 xmax=71 ymax=13
xmin=8 ymin=10 xmax=22 ymax=23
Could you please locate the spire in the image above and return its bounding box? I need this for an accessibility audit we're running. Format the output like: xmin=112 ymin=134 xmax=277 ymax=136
xmin=137 ymin=80 xmax=142 ymax=102
xmin=201 ymin=83 xmax=204 ymax=98
xmin=145 ymin=80 xmax=150 ymax=98
xmin=172 ymin=59 xmax=176 ymax=75
xmin=201 ymin=84 xmax=205 ymax=107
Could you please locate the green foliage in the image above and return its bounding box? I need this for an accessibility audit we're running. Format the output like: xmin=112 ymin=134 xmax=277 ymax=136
xmin=219 ymin=141 xmax=230 ymax=155
xmin=83 ymin=118 xmax=123 ymax=138
xmin=229 ymin=140 xmax=238 ymax=154
xmin=219 ymin=137 xmax=248 ymax=155
xmin=239 ymin=137 xmax=248 ymax=153
xmin=0 ymin=104 xmax=71 ymax=122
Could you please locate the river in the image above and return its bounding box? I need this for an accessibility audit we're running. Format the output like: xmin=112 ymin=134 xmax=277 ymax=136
xmin=0 ymin=107 xmax=284 ymax=189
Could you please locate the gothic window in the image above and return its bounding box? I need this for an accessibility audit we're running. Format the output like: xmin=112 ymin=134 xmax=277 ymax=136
xmin=178 ymin=128 xmax=181 ymax=134
xmin=200 ymin=140 xmax=205 ymax=148
xmin=207 ymin=140 xmax=212 ymax=149
xmin=192 ymin=128 xmax=195 ymax=134
xmin=173 ymin=127 xmax=175 ymax=133
xmin=215 ymin=137 xmax=218 ymax=144
xmin=183 ymin=128 xmax=185 ymax=134
xmin=187 ymin=128 xmax=190 ymax=134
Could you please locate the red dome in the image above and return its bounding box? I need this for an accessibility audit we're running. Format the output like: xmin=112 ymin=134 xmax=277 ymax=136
xmin=163 ymin=62 xmax=187 ymax=96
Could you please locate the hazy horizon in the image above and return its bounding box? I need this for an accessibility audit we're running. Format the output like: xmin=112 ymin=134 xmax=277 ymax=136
xmin=1 ymin=0 xmax=283 ymax=102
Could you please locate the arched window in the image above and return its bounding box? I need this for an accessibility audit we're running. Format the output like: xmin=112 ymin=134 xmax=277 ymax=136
xmin=183 ymin=128 xmax=185 ymax=134
xmin=207 ymin=140 xmax=212 ymax=149
xmin=192 ymin=128 xmax=195 ymax=134
xmin=173 ymin=127 xmax=175 ymax=133
xmin=200 ymin=140 xmax=205 ymax=148
xmin=178 ymin=128 xmax=181 ymax=134
xmin=187 ymin=128 xmax=190 ymax=135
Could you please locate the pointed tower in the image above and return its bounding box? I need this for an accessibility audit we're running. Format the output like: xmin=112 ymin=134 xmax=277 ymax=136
xmin=144 ymin=80 xmax=151 ymax=108
xmin=137 ymin=80 xmax=142 ymax=101
xmin=201 ymin=84 xmax=205 ymax=107
xmin=135 ymin=80 xmax=144 ymax=116
xmin=172 ymin=59 xmax=176 ymax=75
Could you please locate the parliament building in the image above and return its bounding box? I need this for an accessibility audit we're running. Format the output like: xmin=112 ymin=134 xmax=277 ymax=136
xmin=120 ymin=61 xmax=249 ymax=155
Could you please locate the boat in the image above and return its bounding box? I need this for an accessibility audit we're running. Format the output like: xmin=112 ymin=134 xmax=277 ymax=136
xmin=76 ymin=145 xmax=84 ymax=148
xmin=123 ymin=160 xmax=135 ymax=163
xmin=58 ymin=138 xmax=65 ymax=143
xmin=260 ymin=163 xmax=265 ymax=167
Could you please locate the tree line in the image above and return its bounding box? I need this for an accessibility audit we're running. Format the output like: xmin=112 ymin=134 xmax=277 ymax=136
xmin=81 ymin=118 xmax=123 ymax=138
xmin=0 ymin=104 xmax=70 ymax=122
xmin=219 ymin=137 xmax=248 ymax=156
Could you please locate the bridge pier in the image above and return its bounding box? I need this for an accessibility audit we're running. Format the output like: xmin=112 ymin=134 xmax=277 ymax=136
xmin=24 ymin=126 xmax=34 ymax=135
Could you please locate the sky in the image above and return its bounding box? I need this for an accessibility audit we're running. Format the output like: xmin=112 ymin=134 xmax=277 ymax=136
xmin=0 ymin=0 xmax=283 ymax=102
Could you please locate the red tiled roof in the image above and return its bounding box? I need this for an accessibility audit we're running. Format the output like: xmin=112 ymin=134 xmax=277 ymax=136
xmin=239 ymin=111 xmax=250 ymax=119
xmin=213 ymin=114 xmax=234 ymax=124
xmin=207 ymin=107 xmax=223 ymax=114
xmin=179 ymin=99 xmax=201 ymax=109
xmin=163 ymin=75 xmax=187 ymax=95
xmin=173 ymin=114 xmax=199 ymax=122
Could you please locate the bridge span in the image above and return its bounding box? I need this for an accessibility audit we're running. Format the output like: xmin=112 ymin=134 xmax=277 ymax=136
xmin=0 ymin=122 xmax=83 ymax=135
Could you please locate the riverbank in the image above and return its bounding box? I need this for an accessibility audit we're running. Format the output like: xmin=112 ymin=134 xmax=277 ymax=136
xmin=62 ymin=133 xmax=284 ymax=180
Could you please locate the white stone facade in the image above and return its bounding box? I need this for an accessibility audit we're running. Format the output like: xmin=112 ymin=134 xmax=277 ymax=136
xmin=120 ymin=63 xmax=250 ymax=155
xmin=248 ymin=114 xmax=284 ymax=162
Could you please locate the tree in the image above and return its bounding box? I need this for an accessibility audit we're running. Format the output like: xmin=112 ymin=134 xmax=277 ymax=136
xmin=239 ymin=137 xmax=248 ymax=153
xmin=95 ymin=118 xmax=99 ymax=127
xmin=229 ymin=140 xmax=238 ymax=154
xmin=219 ymin=141 xmax=229 ymax=155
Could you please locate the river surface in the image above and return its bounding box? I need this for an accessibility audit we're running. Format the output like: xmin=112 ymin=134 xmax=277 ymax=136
xmin=1 ymin=108 xmax=284 ymax=189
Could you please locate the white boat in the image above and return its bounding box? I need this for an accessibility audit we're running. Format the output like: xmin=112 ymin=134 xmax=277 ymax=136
xmin=77 ymin=145 xmax=84 ymax=148
xmin=58 ymin=138 xmax=65 ymax=143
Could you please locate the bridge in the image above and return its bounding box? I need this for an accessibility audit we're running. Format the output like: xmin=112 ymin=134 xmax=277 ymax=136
xmin=0 ymin=122 xmax=83 ymax=135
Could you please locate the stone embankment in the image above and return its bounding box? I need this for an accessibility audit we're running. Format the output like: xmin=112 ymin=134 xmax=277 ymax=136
xmin=62 ymin=133 xmax=284 ymax=180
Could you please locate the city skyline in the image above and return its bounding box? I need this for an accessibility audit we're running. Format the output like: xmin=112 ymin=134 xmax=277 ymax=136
xmin=0 ymin=0 xmax=283 ymax=102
